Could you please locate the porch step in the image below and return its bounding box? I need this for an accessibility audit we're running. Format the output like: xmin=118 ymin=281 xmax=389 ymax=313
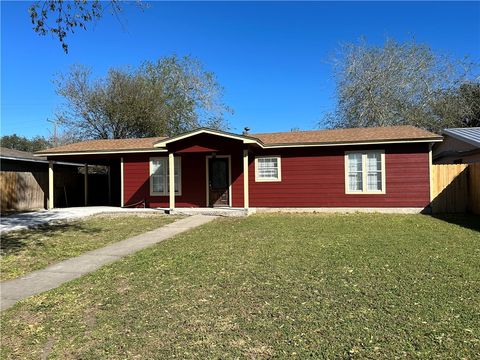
xmin=168 ymin=208 xmax=249 ymax=217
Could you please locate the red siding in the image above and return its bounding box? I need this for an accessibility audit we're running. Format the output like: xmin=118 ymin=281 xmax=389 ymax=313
xmin=248 ymin=143 xmax=430 ymax=208
xmin=123 ymin=152 xmax=207 ymax=207
xmin=123 ymin=134 xmax=246 ymax=207
xmin=122 ymin=136 xmax=430 ymax=209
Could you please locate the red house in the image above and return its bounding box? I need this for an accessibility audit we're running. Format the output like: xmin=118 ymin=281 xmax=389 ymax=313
xmin=36 ymin=125 xmax=442 ymax=212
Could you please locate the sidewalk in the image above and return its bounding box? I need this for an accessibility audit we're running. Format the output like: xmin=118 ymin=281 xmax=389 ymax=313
xmin=0 ymin=215 xmax=216 ymax=311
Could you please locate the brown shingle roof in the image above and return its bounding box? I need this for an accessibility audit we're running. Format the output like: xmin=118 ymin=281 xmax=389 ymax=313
xmin=36 ymin=137 xmax=166 ymax=154
xmin=36 ymin=126 xmax=441 ymax=155
xmin=252 ymin=125 xmax=441 ymax=145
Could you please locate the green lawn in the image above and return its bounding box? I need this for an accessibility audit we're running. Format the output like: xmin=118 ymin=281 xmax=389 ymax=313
xmin=0 ymin=214 xmax=177 ymax=281
xmin=1 ymin=214 xmax=479 ymax=359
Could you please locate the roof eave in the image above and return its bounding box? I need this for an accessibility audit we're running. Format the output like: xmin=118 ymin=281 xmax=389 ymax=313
xmin=1 ymin=155 xmax=48 ymax=163
xmin=262 ymin=137 xmax=443 ymax=148
xmin=0 ymin=155 xmax=82 ymax=166
xmin=35 ymin=148 xmax=168 ymax=157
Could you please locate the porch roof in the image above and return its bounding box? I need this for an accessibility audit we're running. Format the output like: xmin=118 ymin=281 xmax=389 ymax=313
xmin=36 ymin=125 xmax=442 ymax=157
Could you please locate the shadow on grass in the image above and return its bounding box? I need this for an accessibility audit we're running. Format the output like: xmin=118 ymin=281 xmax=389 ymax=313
xmin=0 ymin=222 xmax=103 ymax=256
xmin=431 ymin=213 xmax=480 ymax=233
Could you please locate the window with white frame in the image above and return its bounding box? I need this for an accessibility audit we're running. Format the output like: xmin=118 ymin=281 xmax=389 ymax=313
xmin=150 ymin=157 xmax=181 ymax=196
xmin=345 ymin=151 xmax=385 ymax=193
xmin=255 ymin=156 xmax=281 ymax=182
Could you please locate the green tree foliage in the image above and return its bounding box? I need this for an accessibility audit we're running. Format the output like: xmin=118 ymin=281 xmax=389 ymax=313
xmin=325 ymin=38 xmax=479 ymax=133
xmin=29 ymin=1 xmax=145 ymax=53
xmin=54 ymin=55 xmax=232 ymax=139
xmin=0 ymin=134 xmax=51 ymax=152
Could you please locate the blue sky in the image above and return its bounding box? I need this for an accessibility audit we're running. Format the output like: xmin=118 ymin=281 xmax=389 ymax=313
xmin=1 ymin=1 xmax=479 ymax=138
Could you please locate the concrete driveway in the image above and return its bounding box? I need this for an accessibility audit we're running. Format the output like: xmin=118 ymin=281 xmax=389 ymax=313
xmin=0 ymin=207 xmax=162 ymax=234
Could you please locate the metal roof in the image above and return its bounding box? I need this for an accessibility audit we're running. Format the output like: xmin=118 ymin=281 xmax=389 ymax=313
xmin=442 ymin=127 xmax=480 ymax=148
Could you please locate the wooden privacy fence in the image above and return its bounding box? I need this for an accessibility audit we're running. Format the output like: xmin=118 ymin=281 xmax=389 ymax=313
xmin=469 ymin=164 xmax=480 ymax=215
xmin=0 ymin=171 xmax=47 ymax=211
xmin=431 ymin=163 xmax=480 ymax=214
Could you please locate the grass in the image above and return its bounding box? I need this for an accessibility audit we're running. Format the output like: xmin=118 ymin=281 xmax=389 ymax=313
xmin=0 ymin=214 xmax=178 ymax=281
xmin=1 ymin=213 xmax=479 ymax=359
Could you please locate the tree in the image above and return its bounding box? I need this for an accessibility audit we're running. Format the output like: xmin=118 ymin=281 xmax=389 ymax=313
xmin=55 ymin=55 xmax=232 ymax=139
xmin=459 ymin=82 xmax=480 ymax=127
xmin=0 ymin=134 xmax=51 ymax=152
xmin=431 ymin=82 xmax=480 ymax=128
xmin=29 ymin=1 xmax=145 ymax=53
xmin=324 ymin=38 xmax=479 ymax=133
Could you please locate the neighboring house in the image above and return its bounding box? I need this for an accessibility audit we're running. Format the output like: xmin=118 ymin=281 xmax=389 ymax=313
xmin=1 ymin=147 xmax=51 ymax=172
xmin=433 ymin=127 xmax=480 ymax=164
xmin=36 ymin=125 xmax=442 ymax=212
xmin=0 ymin=147 xmax=82 ymax=211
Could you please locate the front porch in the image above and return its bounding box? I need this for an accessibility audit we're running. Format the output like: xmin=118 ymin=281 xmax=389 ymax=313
xmin=43 ymin=130 xmax=254 ymax=211
xmin=165 ymin=207 xmax=250 ymax=217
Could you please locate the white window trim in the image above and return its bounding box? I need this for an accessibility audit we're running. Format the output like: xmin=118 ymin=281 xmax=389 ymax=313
xmin=149 ymin=156 xmax=182 ymax=196
xmin=255 ymin=155 xmax=282 ymax=182
xmin=344 ymin=150 xmax=386 ymax=194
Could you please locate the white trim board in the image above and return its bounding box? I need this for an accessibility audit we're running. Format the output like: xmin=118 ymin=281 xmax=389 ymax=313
xmin=154 ymin=128 xmax=259 ymax=147
xmin=36 ymin=148 xmax=168 ymax=157
xmin=263 ymin=138 xmax=442 ymax=149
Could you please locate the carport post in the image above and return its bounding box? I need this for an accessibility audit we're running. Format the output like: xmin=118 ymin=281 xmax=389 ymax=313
xmin=48 ymin=161 xmax=54 ymax=209
xmin=168 ymin=152 xmax=175 ymax=210
xmin=84 ymin=164 xmax=88 ymax=206
xmin=107 ymin=165 xmax=111 ymax=205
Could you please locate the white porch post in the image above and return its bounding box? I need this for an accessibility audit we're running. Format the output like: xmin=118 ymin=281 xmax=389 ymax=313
xmin=120 ymin=157 xmax=124 ymax=207
xmin=84 ymin=164 xmax=88 ymax=206
xmin=169 ymin=152 xmax=175 ymax=210
xmin=243 ymin=149 xmax=249 ymax=209
xmin=48 ymin=161 xmax=54 ymax=209
xmin=429 ymin=143 xmax=433 ymax=203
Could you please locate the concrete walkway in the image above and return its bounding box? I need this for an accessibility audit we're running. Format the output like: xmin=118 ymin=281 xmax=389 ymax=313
xmin=0 ymin=207 xmax=164 ymax=234
xmin=0 ymin=215 xmax=216 ymax=311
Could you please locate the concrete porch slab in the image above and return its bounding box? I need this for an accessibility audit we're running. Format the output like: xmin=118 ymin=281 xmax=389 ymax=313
xmin=166 ymin=207 xmax=250 ymax=217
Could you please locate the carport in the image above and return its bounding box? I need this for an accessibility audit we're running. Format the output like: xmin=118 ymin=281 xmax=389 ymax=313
xmin=44 ymin=153 xmax=123 ymax=209
xmin=35 ymin=137 xmax=168 ymax=209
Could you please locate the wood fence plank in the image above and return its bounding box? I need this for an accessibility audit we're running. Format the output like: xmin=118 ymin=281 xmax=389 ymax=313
xmin=0 ymin=171 xmax=45 ymax=211
xmin=468 ymin=163 xmax=480 ymax=215
xmin=431 ymin=164 xmax=471 ymax=214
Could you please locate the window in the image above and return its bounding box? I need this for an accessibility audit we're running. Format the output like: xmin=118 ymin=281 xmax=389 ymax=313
xmin=255 ymin=156 xmax=281 ymax=182
xmin=345 ymin=151 xmax=385 ymax=194
xmin=150 ymin=157 xmax=181 ymax=196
